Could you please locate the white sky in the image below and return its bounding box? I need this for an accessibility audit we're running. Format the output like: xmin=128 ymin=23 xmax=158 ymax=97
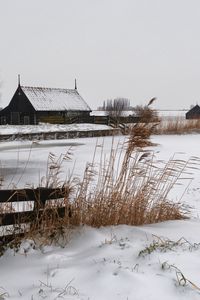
xmin=0 ymin=0 xmax=200 ymax=110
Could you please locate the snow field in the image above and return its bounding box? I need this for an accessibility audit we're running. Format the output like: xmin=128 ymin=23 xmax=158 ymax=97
xmin=1 ymin=221 xmax=200 ymax=300
xmin=1 ymin=134 xmax=200 ymax=299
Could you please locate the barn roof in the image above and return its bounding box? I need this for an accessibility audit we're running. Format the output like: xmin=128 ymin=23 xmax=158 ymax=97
xmin=186 ymin=105 xmax=200 ymax=115
xmin=21 ymin=86 xmax=91 ymax=112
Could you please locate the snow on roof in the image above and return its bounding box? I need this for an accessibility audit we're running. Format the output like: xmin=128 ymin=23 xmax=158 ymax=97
xmin=21 ymin=86 xmax=91 ymax=112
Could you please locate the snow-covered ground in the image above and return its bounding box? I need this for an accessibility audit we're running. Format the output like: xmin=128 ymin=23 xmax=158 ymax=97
xmin=91 ymin=109 xmax=188 ymax=118
xmin=0 ymin=124 xmax=112 ymax=135
xmin=157 ymin=110 xmax=187 ymax=118
xmin=1 ymin=220 xmax=200 ymax=300
xmin=1 ymin=134 xmax=200 ymax=300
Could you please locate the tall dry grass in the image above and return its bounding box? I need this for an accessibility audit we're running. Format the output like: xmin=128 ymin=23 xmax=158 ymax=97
xmin=154 ymin=117 xmax=200 ymax=135
xmin=69 ymin=123 xmax=196 ymax=227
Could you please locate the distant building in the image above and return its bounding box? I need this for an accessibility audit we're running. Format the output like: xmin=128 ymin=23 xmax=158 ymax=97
xmin=0 ymin=79 xmax=91 ymax=125
xmin=186 ymin=105 xmax=200 ymax=119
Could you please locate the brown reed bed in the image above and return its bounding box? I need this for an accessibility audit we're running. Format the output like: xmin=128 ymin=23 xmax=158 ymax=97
xmin=69 ymin=123 xmax=197 ymax=227
xmin=154 ymin=117 xmax=200 ymax=135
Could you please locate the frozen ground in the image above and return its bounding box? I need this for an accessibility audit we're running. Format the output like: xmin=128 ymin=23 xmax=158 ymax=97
xmin=91 ymin=109 xmax=187 ymax=118
xmin=0 ymin=123 xmax=112 ymax=135
xmin=157 ymin=110 xmax=186 ymax=118
xmin=1 ymin=134 xmax=200 ymax=299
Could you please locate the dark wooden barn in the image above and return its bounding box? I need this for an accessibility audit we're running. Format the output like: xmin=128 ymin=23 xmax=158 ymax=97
xmin=186 ymin=105 xmax=200 ymax=119
xmin=0 ymin=81 xmax=91 ymax=125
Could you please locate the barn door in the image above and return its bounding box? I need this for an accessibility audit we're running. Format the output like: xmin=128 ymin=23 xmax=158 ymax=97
xmin=24 ymin=116 xmax=30 ymax=125
xmin=11 ymin=112 xmax=20 ymax=124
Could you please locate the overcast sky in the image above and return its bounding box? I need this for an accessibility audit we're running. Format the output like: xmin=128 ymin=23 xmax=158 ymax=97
xmin=0 ymin=0 xmax=200 ymax=110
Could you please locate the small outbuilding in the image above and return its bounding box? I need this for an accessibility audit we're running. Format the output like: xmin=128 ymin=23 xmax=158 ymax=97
xmin=0 ymin=80 xmax=91 ymax=125
xmin=186 ymin=105 xmax=200 ymax=119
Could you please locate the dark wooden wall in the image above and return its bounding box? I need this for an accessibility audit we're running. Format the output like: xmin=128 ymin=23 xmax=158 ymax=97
xmin=0 ymin=86 xmax=36 ymax=125
xmin=186 ymin=107 xmax=200 ymax=119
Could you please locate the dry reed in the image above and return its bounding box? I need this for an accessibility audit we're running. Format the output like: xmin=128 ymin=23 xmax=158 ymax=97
xmin=154 ymin=117 xmax=200 ymax=134
xmin=69 ymin=123 xmax=196 ymax=227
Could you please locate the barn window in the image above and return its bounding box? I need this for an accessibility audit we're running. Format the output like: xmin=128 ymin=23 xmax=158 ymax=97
xmin=0 ymin=116 xmax=6 ymax=125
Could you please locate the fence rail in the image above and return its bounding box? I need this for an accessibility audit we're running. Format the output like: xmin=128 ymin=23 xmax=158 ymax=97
xmin=0 ymin=188 xmax=69 ymax=240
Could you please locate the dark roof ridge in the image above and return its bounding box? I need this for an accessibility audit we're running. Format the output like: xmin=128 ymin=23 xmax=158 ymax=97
xmin=188 ymin=104 xmax=200 ymax=110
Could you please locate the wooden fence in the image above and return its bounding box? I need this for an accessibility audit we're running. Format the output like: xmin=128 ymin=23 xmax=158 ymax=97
xmin=0 ymin=188 xmax=69 ymax=241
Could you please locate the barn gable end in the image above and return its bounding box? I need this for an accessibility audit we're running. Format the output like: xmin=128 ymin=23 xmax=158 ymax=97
xmin=0 ymin=85 xmax=36 ymax=125
xmin=186 ymin=105 xmax=200 ymax=119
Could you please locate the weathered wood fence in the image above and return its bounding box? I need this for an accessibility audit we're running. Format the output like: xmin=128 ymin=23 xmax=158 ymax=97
xmin=0 ymin=188 xmax=69 ymax=241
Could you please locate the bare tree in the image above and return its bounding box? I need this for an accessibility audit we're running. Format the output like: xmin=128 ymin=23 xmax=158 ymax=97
xmin=104 ymin=98 xmax=131 ymax=126
xmin=102 ymin=97 xmax=131 ymax=116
